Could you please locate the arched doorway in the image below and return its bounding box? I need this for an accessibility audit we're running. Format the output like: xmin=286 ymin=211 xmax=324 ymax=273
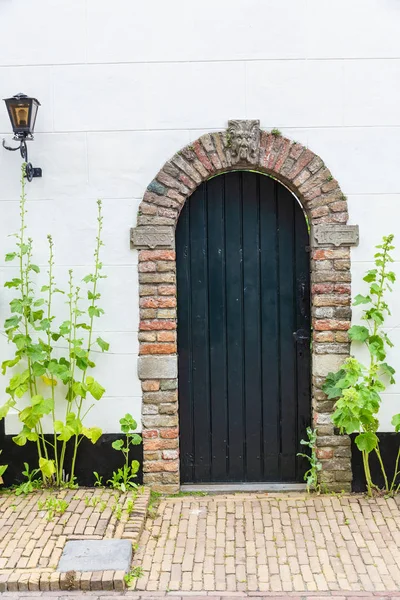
xmin=132 ymin=120 xmax=358 ymax=493
xmin=176 ymin=171 xmax=311 ymax=484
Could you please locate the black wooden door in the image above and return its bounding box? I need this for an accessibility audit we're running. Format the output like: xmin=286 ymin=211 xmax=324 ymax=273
xmin=176 ymin=171 xmax=310 ymax=484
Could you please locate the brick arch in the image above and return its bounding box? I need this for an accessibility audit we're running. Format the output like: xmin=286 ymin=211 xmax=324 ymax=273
xmin=131 ymin=121 xmax=357 ymax=493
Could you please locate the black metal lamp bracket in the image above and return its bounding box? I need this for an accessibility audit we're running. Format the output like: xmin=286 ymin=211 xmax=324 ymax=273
xmin=2 ymin=138 xmax=42 ymax=182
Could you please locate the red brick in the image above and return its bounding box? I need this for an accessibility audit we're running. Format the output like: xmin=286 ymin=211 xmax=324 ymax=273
xmin=160 ymin=427 xmax=179 ymax=439
xmin=317 ymin=448 xmax=334 ymax=459
xmin=140 ymin=320 xmax=176 ymax=330
xmin=140 ymin=297 xmax=176 ymax=308
xmin=314 ymin=331 xmax=334 ymax=342
xmin=313 ymin=249 xmax=350 ymax=260
xmin=142 ymin=429 xmax=159 ymax=438
xmin=287 ymin=148 xmax=314 ymax=179
xmin=157 ymin=331 xmax=176 ymax=342
xmin=142 ymin=380 xmax=160 ymax=392
xmin=145 ymin=439 xmax=178 ymax=451
xmin=314 ymin=319 xmax=351 ymax=331
xmin=312 ymin=283 xmax=334 ymax=294
xmin=158 ymin=285 xmax=176 ymax=296
xmin=139 ymin=250 xmax=176 ymax=261
xmin=138 ymin=261 xmax=156 ymax=272
xmin=144 ymin=460 xmax=179 ymax=473
xmin=139 ymin=343 xmax=177 ymax=355
xmin=179 ymin=172 xmax=196 ymax=190
xmin=334 ymin=283 xmax=351 ymax=294
xmin=193 ymin=140 xmax=214 ymax=172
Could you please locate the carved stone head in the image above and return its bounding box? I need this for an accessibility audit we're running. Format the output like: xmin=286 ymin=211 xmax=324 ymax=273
xmin=227 ymin=119 xmax=260 ymax=165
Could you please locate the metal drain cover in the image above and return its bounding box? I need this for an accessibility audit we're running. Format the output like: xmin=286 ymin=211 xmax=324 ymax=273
xmin=57 ymin=539 xmax=132 ymax=572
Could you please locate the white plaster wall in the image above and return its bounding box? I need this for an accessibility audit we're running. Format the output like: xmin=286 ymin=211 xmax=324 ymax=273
xmin=0 ymin=0 xmax=400 ymax=433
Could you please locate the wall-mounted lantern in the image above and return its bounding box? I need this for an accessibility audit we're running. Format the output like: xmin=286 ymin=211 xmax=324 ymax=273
xmin=2 ymin=93 xmax=42 ymax=182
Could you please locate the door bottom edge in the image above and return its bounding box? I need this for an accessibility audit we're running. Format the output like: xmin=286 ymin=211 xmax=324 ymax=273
xmin=180 ymin=482 xmax=307 ymax=493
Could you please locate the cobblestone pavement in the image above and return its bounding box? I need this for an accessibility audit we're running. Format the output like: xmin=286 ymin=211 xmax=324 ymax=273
xmin=2 ymin=592 xmax=400 ymax=599
xmin=0 ymin=487 xmax=149 ymax=591
xmin=133 ymin=493 xmax=400 ymax=593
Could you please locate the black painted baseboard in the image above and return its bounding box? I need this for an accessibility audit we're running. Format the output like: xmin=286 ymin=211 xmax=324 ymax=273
xmin=0 ymin=433 xmax=143 ymax=487
xmin=351 ymin=432 xmax=400 ymax=492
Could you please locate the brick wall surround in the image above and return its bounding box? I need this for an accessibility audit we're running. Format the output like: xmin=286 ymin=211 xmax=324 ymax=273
xmin=131 ymin=122 xmax=356 ymax=493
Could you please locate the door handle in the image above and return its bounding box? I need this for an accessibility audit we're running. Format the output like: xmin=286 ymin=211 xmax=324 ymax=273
xmin=293 ymin=329 xmax=310 ymax=343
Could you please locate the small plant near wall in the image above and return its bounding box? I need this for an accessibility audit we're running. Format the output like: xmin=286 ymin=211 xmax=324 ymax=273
xmin=297 ymin=427 xmax=321 ymax=493
xmin=0 ymin=451 xmax=7 ymax=485
xmin=323 ymin=235 xmax=399 ymax=496
xmin=0 ymin=164 xmax=109 ymax=486
xmin=108 ymin=413 xmax=142 ymax=492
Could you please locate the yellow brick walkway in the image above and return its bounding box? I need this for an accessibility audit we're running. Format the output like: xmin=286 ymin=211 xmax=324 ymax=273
xmin=134 ymin=493 xmax=400 ymax=593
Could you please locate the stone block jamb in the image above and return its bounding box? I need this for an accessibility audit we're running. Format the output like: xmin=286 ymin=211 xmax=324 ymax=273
xmin=131 ymin=120 xmax=359 ymax=493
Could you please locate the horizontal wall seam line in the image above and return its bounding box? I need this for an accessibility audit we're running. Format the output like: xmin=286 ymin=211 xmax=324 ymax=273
xmin=2 ymin=56 xmax=400 ymax=68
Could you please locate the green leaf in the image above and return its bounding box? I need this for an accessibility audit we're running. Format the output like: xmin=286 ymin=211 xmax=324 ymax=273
xmin=4 ymin=315 xmax=21 ymax=329
xmin=5 ymin=252 xmax=17 ymax=262
xmin=355 ymin=432 xmax=378 ymax=453
xmin=31 ymin=362 xmax=46 ymax=377
xmin=381 ymin=362 xmax=396 ymax=384
xmin=38 ymin=318 xmax=51 ymax=331
xmin=120 ymin=413 xmax=138 ymax=433
xmin=54 ymin=420 xmax=74 ymax=442
xmin=1 ymin=357 xmax=20 ymax=375
xmin=112 ymin=439 xmax=124 ymax=451
xmin=72 ymin=381 xmax=87 ymax=398
xmin=322 ymin=369 xmax=346 ymax=399
xmin=39 ymin=457 xmax=56 ymax=478
xmin=130 ymin=433 xmax=142 ymax=446
xmin=34 ymin=299 xmax=45 ymax=307
xmin=13 ymin=426 xmax=38 ymax=446
xmin=59 ymin=321 xmax=71 ymax=335
xmin=0 ymin=399 xmax=16 ymax=419
xmin=348 ymin=325 xmax=369 ymax=343
xmin=392 ymin=414 xmax=400 ymax=432
xmin=88 ymin=306 xmax=104 ymax=318
xmin=363 ymin=270 xmax=377 ymax=283
xmin=4 ymin=278 xmax=23 ymax=289
xmin=353 ymin=294 xmax=371 ymax=306
xmin=41 ymin=285 xmax=50 ymax=292
xmin=368 ymin=335 xmax=386 ymax=361
xmin=83 ymin=274 xmax=94 ymax=283
xmin=130 ymin=460 xmax=140 ymax=475
xmin=9 ymin=299 xmax=23 ymax=314
xmin=86 ymin=376 xmax=105 ymax=401
xmin=96 ymin=337 xmax=110 ymax=352
xmin=82 ymin=426 xmax=102 ymax=444
xmin=29 ymin=264 xmax=40 ymax=273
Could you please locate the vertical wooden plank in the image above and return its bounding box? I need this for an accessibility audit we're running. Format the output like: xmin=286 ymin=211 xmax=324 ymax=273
xmin=277 ymin=185 xmax=297 ymax=481
xmin=207 ymin=175 xmax=229 ymax=481
xmin=294 ymin=203 xmax=312 ymax=480
xmin=225 ymin=172 xmax=245 ymax=481
xmin=176 ymin=202 xmax=193 ymax=483
xmin=188 ymin=185 xmax=211 ymax=482
xmin=259 ymin=176 xmax=281 ymax=481
xmin=242 ymin=172 xmax=262 ymax=481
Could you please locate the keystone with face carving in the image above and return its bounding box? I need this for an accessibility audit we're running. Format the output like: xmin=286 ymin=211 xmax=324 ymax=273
xmin=227 ymin=119 xmax=260 ymax=165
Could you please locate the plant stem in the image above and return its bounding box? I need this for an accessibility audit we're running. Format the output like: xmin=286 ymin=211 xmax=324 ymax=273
xmin=390 ymin=446 xmax=400 ymax=493
xmin=70 ymin=201 xmax=103 ymax=481
xmin=374 ymin=445 xmax=389 ymax=492
xmin=46 ymin=236 xmax=59 ymax=484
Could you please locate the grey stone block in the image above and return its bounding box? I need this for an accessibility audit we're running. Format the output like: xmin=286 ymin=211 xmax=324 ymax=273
xmin=313 ymin=354 xmax=345 ymax=377
xmin=57 ymin=540 xmax=132 ymax=573
xmin=130 ymin=225 xmax=174 ymax=249
xmin=138 ymin=355 xmax=177 ymax=380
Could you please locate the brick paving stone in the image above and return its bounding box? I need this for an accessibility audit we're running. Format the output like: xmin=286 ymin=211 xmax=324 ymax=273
xmin=134 ymin=493 xmax=400 ymax=593
xmin=0 ymin=487 xmax=150 ymax=592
